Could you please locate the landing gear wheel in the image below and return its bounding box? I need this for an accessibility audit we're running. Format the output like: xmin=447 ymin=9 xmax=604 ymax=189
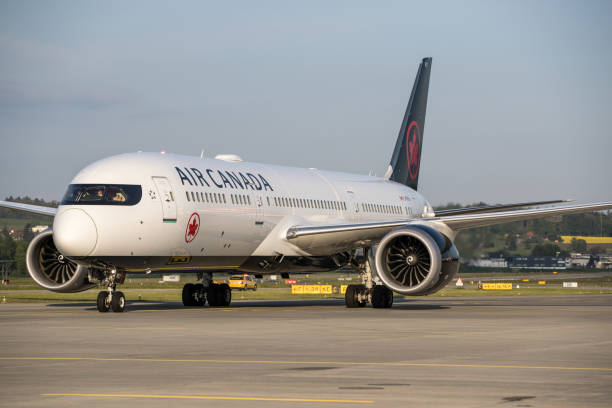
xmin=207 ymin=284 xmax=219 ymax=306
xmin=345 ymin=284 xmax=366 ymax=308
xmin=219 ymin=283 xmax=231 ymax=306
xmin=182 ymin=283 xmax=195 ymax=306
xmin=194 ymin=283 xmax=206 ymax=306
xmin=208 ymin=283 xmax=231 ymax=307
xmin=371 ymin=285 xmax=393 ymax=309
xmin=97 ymin=291 xmax=110 ymax=313
xmin=111 ymin=291 xmax=126 ymax=313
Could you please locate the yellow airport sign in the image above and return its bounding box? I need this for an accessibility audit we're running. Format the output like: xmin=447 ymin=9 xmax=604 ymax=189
xmin=291 ymin=285 xmax=333 ymax=295
xmin=479 ymin=282 xmax=513 ymax=290
xmin=538 ymin=281 xmax=546 ymax=285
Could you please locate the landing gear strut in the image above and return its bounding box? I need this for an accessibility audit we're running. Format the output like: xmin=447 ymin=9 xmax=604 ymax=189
xmin=345 ymin=248 xmax=393 ymax=309
xmin=181 ymin=272 xmax=232 ymax=308
xmin=96 ymin=269 xmax=126 ymax=313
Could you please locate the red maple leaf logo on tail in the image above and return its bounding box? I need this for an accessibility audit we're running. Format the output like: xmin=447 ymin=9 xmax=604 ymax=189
xmin=405 ymin=121 xmax=421 ymax=180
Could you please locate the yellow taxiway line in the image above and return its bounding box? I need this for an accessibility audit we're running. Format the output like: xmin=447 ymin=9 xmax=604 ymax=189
xmin=2 ymin=356 xmax=611 ymax=372
xmin=41 ymin=393 xmax=373 ymax=404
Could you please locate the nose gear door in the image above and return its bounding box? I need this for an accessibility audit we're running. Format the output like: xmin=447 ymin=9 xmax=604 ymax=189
xmin=152 ymin=177 xmax=177 ymax=222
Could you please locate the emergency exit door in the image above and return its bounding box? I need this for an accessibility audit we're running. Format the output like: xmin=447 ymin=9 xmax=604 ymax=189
xmin=152 ymin=177 xmax=177 ymax=222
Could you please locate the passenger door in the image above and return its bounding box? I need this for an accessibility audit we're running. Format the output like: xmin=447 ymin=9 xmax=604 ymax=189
xmin=345 ymin=190 xmax=359 ymax=222
xmin=152 ymin=176 xmax=177 ymax=222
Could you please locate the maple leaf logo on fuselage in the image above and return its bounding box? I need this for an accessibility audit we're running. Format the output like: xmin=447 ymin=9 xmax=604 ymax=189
xmin=185 ymin=213 xmax=200 ymax=243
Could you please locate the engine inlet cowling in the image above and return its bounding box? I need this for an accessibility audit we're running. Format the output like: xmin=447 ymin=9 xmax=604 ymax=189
xmin=26 ymin=230 xmax=95 ymax=293
xmin=374 ymin=226 xmax=442 ymax=295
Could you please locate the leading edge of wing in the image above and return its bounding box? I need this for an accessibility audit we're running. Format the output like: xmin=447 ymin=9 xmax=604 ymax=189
xmin=434 ymin=199 xmax=570 ymax=217
xmin=434 ymin=201 xmax=612 ymax=230
xmin=0 ymin=200 xmax=57 ymax=217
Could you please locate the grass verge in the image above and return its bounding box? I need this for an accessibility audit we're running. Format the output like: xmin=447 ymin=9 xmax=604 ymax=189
xmin=1 ymin=287 xmax=611 ymax=304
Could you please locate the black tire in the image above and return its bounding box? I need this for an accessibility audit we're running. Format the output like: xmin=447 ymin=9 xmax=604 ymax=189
xmin=207 ymin=284 xmax=220 ymax=307
xmin=253 ymin=284 xmax=257 ymax=292
xmin=182 ymin=283 xmax=195 ymax=307
xmin=219 ymin=283 xmax=232 ymax=306
xmin=96 ymin=291 xmax=110 ymax=313
xmin=111 ymin=291 xmax=126 ymax=313
xmin=194 ymin=283 xmax=206 ymax=306
xmin=345 ymin=284 xmax=366 ymax=308
xmin=371 ymin=285 xmax=394 ymax=309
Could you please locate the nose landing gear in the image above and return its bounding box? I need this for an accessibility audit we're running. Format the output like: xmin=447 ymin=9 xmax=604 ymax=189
xmin=95 ymin=269 xmax=126 ymax=313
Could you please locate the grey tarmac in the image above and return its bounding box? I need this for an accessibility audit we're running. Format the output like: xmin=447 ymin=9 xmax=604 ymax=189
xmin=0 ymin=295 xmax=611 ymax=408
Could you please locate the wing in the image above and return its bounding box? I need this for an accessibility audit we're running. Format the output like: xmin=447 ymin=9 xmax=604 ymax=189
xmin=434 ymin=199 xmax=570 ymax=217
xmin=0 ymin=200 xmax=57 ymax=217
xmin=285 ymin=202 xmax=612 ymax=255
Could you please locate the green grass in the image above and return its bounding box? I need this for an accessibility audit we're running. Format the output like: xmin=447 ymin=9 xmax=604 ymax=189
xmin=0 ymin=217 xmax=51 ymax=230
xmin=1 ymin=287 xmax=611 ymax=304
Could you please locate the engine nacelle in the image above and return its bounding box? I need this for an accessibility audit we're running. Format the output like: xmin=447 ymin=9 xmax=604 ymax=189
xmin=26 ymin=230 xmax=95 ymax=293
xmin=374 ymin=225 xmax=459 ymax=296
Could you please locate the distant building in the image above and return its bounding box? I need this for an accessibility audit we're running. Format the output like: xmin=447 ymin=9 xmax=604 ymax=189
xmin=31 ymin=225 xmax=49 ymax=234
xmin=597 ymin=255 xmax=612 ymax=269
xmin=567 ymin=254 xmax=590 ymax=268
xmin=468 ymin=258 xmax=507 ymax=268
xmin=507 ymin=256 xmax=566 ymax=269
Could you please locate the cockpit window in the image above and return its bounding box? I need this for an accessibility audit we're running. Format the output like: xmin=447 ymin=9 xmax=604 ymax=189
xmin=61 ymin=184 xmax=142 ymax=206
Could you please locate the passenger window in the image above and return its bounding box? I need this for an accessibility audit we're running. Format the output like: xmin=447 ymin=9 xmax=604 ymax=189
xmin=186 ymin=192 xmax=190 ymax=201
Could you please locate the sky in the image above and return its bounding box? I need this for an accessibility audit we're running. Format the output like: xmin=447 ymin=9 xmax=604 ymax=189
xmin=0 ymin=0 xmax=610 ymax=206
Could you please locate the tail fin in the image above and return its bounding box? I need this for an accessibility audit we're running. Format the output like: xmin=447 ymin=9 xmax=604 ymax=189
xmin=384 ymin=57 xmax=432 ymax=190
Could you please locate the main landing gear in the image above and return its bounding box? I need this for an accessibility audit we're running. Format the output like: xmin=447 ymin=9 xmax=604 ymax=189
xmin=96 ymin=269 xmax=126 ymax=313
xmin=182 ymin=272 xmax=232 ymax=307
xmin=345 ymin=248 xmax=394 ymax=309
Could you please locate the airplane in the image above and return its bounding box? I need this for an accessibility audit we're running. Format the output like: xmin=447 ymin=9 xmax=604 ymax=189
xmin=1 ymin=57 xmax=610 ymax=313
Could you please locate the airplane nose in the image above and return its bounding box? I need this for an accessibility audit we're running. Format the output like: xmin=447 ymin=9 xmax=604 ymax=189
xmin=53 ymin=208 xmax=98 ymax=256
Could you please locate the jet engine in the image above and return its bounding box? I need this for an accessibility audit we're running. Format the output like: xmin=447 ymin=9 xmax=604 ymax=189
xmin=374 ymin=225 xmax=459 ymax=296
xmin=26 ymin=230 xmax=95 ymax=293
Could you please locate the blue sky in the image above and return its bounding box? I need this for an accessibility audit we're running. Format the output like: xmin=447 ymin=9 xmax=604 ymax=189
xmin=1 ymin=0 xmax=610 ymax=205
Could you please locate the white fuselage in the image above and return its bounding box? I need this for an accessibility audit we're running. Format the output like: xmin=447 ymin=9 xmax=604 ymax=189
xmin=52 ymin=152 xmax=433 ymax=273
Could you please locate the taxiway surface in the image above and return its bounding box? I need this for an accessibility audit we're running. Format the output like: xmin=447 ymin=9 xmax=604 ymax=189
xmin=1 ymin=295 xmax=611 ymax=407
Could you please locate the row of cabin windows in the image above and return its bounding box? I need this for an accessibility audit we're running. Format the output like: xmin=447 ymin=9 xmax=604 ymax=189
xmin=231 ymin=194 xmax=251 ymax=206
xmin=271 ymin=196 xmax=346 ymax=211
xmin=185 ymin=190 xmax=346 ymax=211
xmin=185 ymin=190 xmax=409 ymax=216
xmin=186 ymin=191 xmax=226 ymax=204
xmin=361 ymin=202 xmax=403 ymax=215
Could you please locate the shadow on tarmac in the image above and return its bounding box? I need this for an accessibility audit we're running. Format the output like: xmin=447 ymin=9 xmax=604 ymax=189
xmin=44 ymin=298 xmax=449 ymax=312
